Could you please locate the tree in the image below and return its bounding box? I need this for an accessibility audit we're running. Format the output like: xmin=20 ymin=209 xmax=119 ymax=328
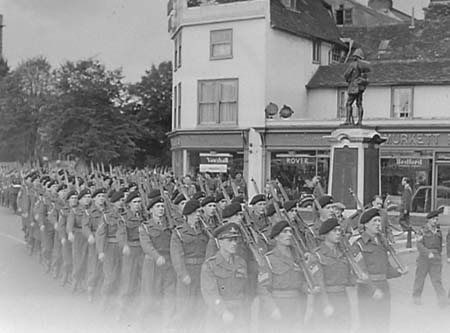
xmin=129 ymin=61 xmax=172 ymax=167
xmin=41 ymin=59 xmax=140 ymax=165
xmin=0 ymin=56 xmax=53 ymax=162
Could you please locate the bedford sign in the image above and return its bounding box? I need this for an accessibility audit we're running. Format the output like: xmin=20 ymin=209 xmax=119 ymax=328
xmin=199 ymin=153 xmax=232 ymax=173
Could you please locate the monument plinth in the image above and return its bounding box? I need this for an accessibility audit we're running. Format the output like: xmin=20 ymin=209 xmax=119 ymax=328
xmin=326 ymin=126 xmax=386 ymax=209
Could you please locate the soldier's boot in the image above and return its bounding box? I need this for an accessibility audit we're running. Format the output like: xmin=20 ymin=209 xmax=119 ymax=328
xmin=356 ymin=107 xmax=364 ymax=126
xmin=343 ymin=105 xmax=352 ymax=125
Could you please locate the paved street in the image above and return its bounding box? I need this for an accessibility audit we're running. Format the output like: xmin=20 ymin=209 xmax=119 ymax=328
xmin=0 ymin=206 xmax=450 ymax=333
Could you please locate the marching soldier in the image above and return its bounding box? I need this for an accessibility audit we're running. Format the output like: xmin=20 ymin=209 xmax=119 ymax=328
xmin=139 ymin=195 xmax=176 ymax=330
xmin=67 ymin=188 xmax=92 ymax=293
xmin=96 ymin=190 xmax=125 ymax=311
xmin=201 ymin=222 xmax=249 ymax=333
xmin=40 ymin=179 xmax=59 ymax=273
xmin=413 ymin=209 xmax=446 ymax=306
xmin=257 ymin=220 xmax=307 ymax=333
xmin=117 ymin=190 xmax=145 ymax=320
xmin=82 ymin=188 xmax=107 ymax=302
xmin=59 ymin=189 xmax=78 ymax=287
xmin=49 ymin=183 xmax=68 ymax=279
xmin=313 ymin=195 xmax=335 ymax=236
xmin=200 ymin=195 xmax=221 ymax=230
xmin=17 ymin=173 xmax=33 ymax=249
xmin=313 ymin=217 xmax=355 ymax=333
xmin=249 ymin=194 xmax=268 ymax=232
xmin=352 ymin=208 xmax=404 ymax=333
xmin=170 ymin=199 xmax=209 ymax=332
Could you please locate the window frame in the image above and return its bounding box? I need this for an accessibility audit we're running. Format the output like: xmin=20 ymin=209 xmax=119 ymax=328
xmin=177 ymin=82 xmax=181 ymax=128
xmin=313 ymin=40 xmax=321 ymax=64
xmin=174 ymin=32 xmax=182 ymax=70
xmin=210 ymin=29 xmax=233 ymax=60
xmin=391 ymin=86 xmax=414 ymax=119
xmin=173 ymin=85 xmax=178 ymax=129
xmin=197 ymin=78 xmax=239 ymax=126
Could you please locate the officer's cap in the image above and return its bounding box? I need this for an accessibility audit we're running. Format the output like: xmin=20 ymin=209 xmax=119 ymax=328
xmin=182 ymin=199 xmax=201 ymax=216
xmin=359 ymin=207 xmax=380 ymax=225
xmin=270 ymin=220 xmax=290 ymax=239
xmin=213 ymin=222 xmax=241 ymax=240
xmin=319 ymin=217 xmax=340 ymax=235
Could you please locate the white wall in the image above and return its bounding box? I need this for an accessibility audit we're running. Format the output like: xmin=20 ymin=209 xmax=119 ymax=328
xmin=307 ymin=84 xmax=450 ymax=120
xmin=173 ymin=18 xmax=267 ymax=130
xmin=266 ymin=29 xmax=333 ymax=120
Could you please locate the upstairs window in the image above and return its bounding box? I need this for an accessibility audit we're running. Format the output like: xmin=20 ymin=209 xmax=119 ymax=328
xmin=313 ymin=40 xmax=321 ymax=64
xmin=336 ymin=6 xmax=353 ymax=25
xmin=198 ymin=79 xmax=238 ymax=125
xmin=210 ymin=29 xmax=233 ymax=60
xmin=391 ymin=87 xmax=413 ymax=118
xmin=174 ymin=32 xmax=182 ymax=70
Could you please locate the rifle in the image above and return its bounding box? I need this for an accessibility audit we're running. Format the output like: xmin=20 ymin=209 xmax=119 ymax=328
xmin=276 ymin=179 xmax=290 ymax=203
xmin=217 ymin=177 xmax=232 ymax=204
xmin=229 ymin=179 xmax=240 ymax=198
xmin=241 ymin=207 xmax=268 ymax=269
xmin=250 ymin=178 xmax=260 ymax=195
xmin=339 ymin=234 xmax=370 ymax=282
xmin=198 ymin=215 xmax=219 ymax=247
xmin=158 ymin=178 xmax=181 ymax=229
xmin=378 ymin=232 xmax=408 ymax=275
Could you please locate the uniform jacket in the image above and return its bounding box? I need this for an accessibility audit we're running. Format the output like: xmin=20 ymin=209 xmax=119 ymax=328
xmin=344 ymin=59 xmax=370 ymax=94
xmin=82 ymin=204 xmax=107 ymax=240
xmin=117 ymin=209 xmax=144 ymax=248
xmin=67 ymin=205 xmax=90 ymax=234
xmin=315 ymin=242 xmax=355 ymax=287
xmin=139 ymin=217 xmax=172 ymax=260
xmin=417 ymin=225 xmax=442 ymax=259
xmin=96 ymin=207 xmax=122 ymax=254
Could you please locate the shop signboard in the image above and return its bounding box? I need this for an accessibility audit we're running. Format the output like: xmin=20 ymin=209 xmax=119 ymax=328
xmin=199 ymin=153 xmax=232 ymax=173
xmin=275 ymin=154 xmax=315 ymax=165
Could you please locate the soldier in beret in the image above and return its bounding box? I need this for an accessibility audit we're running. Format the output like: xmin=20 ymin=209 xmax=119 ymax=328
xmin=215 ymin=192 xmax=228 ymax=218
xmin=313 ymin=217 xmax=355 ymax=333
xmin=412 ymin=209 xmax=446 ymax=306
xmin=170 ymin=199 xmax=209 ymax=332
xmin=257 ymin=220 xmax=307 ymax=333
xmin=201 ymin=223 xmax=249 ymax=333
xmin=312 ymin=195 xmax=335 ymax=237
xmin=67 ymin=188 xmax=92 ymax=293
xmin=83 ymin=188 xmax=107 ymax=302
xmin=139 ymin=196 xmax=176 ymax=330
xmin=249 ymin=194 xmax=269 ymax=232
xmin=59 ymin=189 xmax=78 ymax=286
xmin=49 ymin=183 xmax=68 ymax=279
xmin=352 ymin=207 xmax=404 ymax=333
xmin=201 ymin=195 xmax=221 ymax=230
xmin=96 ymin=190 xmax=125 ymax=312
xmin=173 ymin=193 xmax=188 ymax=217
xmin=117 ymin=191 xmax=145 ymax=320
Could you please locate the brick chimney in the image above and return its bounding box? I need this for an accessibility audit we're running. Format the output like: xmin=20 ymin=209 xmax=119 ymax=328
xmin=425 ymin=0 xmax=450 ymax=20
xmin=368 ymin=0 xmax=393 ymax=10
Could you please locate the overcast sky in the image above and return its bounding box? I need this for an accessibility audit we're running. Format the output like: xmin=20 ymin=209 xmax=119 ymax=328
xmin=0 ymin=0 xmax=430 ymax=83
xmin=0 ymin=0 xmax=172 ymax=83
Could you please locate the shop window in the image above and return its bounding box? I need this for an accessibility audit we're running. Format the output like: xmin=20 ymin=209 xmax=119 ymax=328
xmin=198 ymin=79 xmax=238 ymax=126
xmin=210 ymin=29 xmax=233 ymax=60
xmin=313 ymin=40 xmax=321 ymax=64
xmin=337 ymin=88 xmax=347 ymax=120
xmin=391 ymin=87 xmax=413 ymax=118
xmin=270 ymin=150 xmax=329 ymax=201
xmin=188 ymin=151 xmax=244 ymax=180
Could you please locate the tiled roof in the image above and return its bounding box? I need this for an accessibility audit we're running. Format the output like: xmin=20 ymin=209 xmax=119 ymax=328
xmin=307 ymin=59 xmax=450 ymax=88
xmin=339 ymin=18 xmax=450 ymax=61
xmin=270 ymin=0 xmax=343 ymax=45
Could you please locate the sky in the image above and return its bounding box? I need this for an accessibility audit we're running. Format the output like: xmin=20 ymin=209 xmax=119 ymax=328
xmin=0 ymin=0 xmax=431 ymax=83
xmin=0 ymin=0 xmax=172 ymax=83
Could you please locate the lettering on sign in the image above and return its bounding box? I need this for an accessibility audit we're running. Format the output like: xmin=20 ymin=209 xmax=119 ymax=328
xmin=276 ymin=154 xmax=314 ymax=165
xmin=384 ymin=133 xmax=442 ymax=146
xmin=396 ymin=158 xmax=423 ymax=167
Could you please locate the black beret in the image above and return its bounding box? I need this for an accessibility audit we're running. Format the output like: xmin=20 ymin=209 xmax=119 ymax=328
xmin=57 ymin=169 xmax=65 ymax=176
xmin=125 ymin=190 xmax=140 ymax=204
xmin=78 ymin=189 xmax=91 ymax=200
xmin=215 ymin=192 xmax=225 ymax=203
xmin=426 ymin=210 xmax=440 ymax=219
xmin=148 ymin=189 xmax=161 ymax=199
xmin=147 ymin=196 xmax=164 ymax=210
xmin=25 ymin=173 xmax=33 ymax=180
xmin=201 ymin=196 xmax=216 ymax=207
xmin=47 ymin=180 xmax=58 ymax=188
xmin=66 ymin=190 xmax=78 ymax=201
xmin=270 ymin=220 xmax=290 ymax=239
xmin=87 ymin=181 xmax=95 ymax=187
xmin=231 ymin=195 xmax=245 ymax=204
xmin=182 ymin=199 xmax=201 ymax=216
xmin=359 ymin=208 xmax=380 ymax=224
xmin=319 ymin=217 xmax=340 ymax=235
xmin=266 ymin=203 xmax=276 ymax=217
xmin=92 ymin=188 xmax=107 ymax=198
xmin=317 ymin=195 xmax=334 ymax=208
xmin=128 ymin=182 xmax=138 ymax=190
xmin=57 ymin=184 xmax=68 ymax=193
xmin=213 ymin=222 xmax=241 ymax=240
xmin=193 ymin=191 xmax=206 ymax=200
xmin=171 ymin=189 xmax=180 ymax=201
xmin=250 ymin=194 xmax=266 ymax=205
xmin=222 ymin=202 xmax=242 ymax=219
xmin=31 ymin=174 xmax=40 ymax=182
xmin=40 ymin=175 xmax=51 ymax=183
xmin=174 ymin=193 xmax=187 ymax=205
xmin=284 ymin=200 xmax=297 ymax=212
xmin=110 ymin=190 xmax=125 ymax=203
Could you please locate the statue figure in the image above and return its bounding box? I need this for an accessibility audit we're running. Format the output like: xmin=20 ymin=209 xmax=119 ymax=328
xmin=343 ymin=48 xmax=371 ymax=126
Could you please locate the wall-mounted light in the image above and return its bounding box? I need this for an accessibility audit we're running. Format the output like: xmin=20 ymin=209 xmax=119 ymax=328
xmin=265 ymin=102 xmax=279 ymax=119
xmin=279 ymin=105 xmax=294 ymax=119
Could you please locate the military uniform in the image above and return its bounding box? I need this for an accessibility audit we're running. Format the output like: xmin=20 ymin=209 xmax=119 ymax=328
xmin=82 ymin=204 xmax=106 ymax=300
xmin=49 ymin=196 xmax=65 ymax=278
xmin=59 ymin=204 xmax=74 ymax=286
xmin=96 ymin=206 xmax=122 ymax=308
xmin=201 ymin=251 xmax=249 ymax=333
xmin=170 ymin=221 xmax=209 ymax=332
xmin=257 ymin=246 xmax=307 ymax=333
xmin=413 ymin=224 xmax=446 ymax=304
xmin=17 ymin=184 xmax=32 ymax=244
xmin=39 ymin=193 xmax=58 ymax=271
xmin=31 ymin=189 xmax=43 ymax=258
xmin=139 ymin=216 xmax=176 ymax=330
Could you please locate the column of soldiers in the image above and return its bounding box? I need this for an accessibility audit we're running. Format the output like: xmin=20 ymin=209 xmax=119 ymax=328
xmin=9 ymin=167 xmax=450 ymax=333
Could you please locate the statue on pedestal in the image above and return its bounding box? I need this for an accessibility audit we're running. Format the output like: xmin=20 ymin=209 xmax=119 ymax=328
xmin=343 ymin=48 xmax=371 ymax=126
